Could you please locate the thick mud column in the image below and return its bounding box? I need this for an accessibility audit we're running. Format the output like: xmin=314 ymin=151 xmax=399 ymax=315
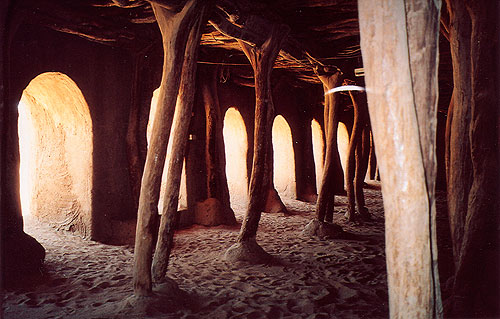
xmin=133 ymin=0 xmax=202 ymax=296
xmin=224 ymin=24 xmax=289 ymax=263
xmin=1 ymin=0 xmax=45 ymax=287
xmin=198 ymin=65 xmax=236 ymax=225
xmin=358 ymin=0 xmax=443 ymax=317
xmin=445 ymin=0 xmax=499 ymax=316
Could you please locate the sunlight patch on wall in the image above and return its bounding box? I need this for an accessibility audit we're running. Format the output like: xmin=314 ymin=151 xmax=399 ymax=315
xmin=311 ymin=119 xmax=324 ymax=192
xmin=337 ymin=122 xmax=349 ymax=176
xmin=223 ymin=107 xmax=248 ymax=207
xmin=18 ymin=100 xmax=35 ymax=216
xmin=18 ymin=72 xmax=92 ymax=236
xmin=272 ymin=115 xmax=296 ymax=199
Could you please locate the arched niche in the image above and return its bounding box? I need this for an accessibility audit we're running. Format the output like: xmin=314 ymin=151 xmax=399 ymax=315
xmin=311 ymin=119 xmax=324 ymax=192
xmin=272 ymin=115 xmax=296 ymax=199
xmin=223 ymin=107 xmax=248 ymax=207
xmin=18 ymin=72 xmax=93 ymax=236
xmin=147 ymin=88 xmax=188 ymax=212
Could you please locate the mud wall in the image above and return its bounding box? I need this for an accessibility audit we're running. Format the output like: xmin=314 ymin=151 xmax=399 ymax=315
xmin=8 ymin=23 xmax=136 ymax=242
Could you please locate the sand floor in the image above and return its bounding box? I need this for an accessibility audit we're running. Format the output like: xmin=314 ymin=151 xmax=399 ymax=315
xmin=3 ymin=185 xmax=394 ymax=319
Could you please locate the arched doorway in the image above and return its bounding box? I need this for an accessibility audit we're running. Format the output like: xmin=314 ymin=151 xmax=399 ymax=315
xmin=147 ymin=88 xmax=188 ymax=212
xmin=223 ymin=107 xmax=248 ymax=208
xmin=311 ymin=119 xmax=324 ymax=192
xmin=272 ymin=115 xmax=296 ymax=199
xmin=18 ymin=72 xmax=93 ymax=236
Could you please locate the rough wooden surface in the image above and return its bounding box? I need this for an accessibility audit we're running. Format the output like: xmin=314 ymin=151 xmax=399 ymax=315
xmin=151 ymin=3 xmax=206 ymax=283
xmin=133 ymin=0 xmax=199 ymax=296
xmin=358 ymin=0 xmax=442 ymax=317
xmin=315 ymin=68 xmax=343 ymax=223
xmin=345 ymin=89 xmax=370 ymax=221
xmin=232 ymin=23 xmax=289 ymax=245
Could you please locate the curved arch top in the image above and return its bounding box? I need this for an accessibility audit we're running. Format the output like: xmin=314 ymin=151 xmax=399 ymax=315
xmin=223 ymin=107 xmax=248 ymax=208
xmin=272 ymin=115 xmax=296 ymax=199
xmin=18 ymin=72 xmax=93 ymax=236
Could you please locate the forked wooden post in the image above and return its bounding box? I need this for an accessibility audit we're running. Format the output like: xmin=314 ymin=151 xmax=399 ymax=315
xmin=151 ymin=3 xmax=207 ymax=283
xmin=315 ymin=69 xmax=343 ymax=223
xmin=224 ymin=24 xmax=289 ymax=263
xmin=237 ymin=25 xmax=289 ymax=242
xmin=133 ymin=0 xmax=200 ymax=296
xmin=345 ymin=90 xmax=370 ymax=221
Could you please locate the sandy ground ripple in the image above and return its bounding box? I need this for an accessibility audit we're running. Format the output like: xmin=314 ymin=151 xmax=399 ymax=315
xmin=3 ymin=185 xmax=389 ymax=319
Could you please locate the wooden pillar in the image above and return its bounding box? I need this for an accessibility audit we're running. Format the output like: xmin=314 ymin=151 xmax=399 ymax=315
xmin=315 ymin=67 xmax=343 ymax=223
xmin=368 ymin=129 xmax=377 ymax=180
xmin=345 ymin=89 xmax=370 ymax=221
xmin=354 ymin=125 xmax=370 ymax=212
xmin=151 ymin=4 xmax=206 ymax=284
xmin=224 ymin=24 xmax=289 ymax=263
xmin=133 ymin=0 xmax=201 ymax=296
xmin=358 ymin=0 xmax=443 ymax=317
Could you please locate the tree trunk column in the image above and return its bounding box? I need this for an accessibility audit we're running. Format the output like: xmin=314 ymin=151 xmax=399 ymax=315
xmin=345 ymin=89 xmax=370 ymax=221
xmin=224 ymin=24 xmax=289 ymax=263
xmin=358 ymin=0 xmax=443 ymax=317
xmin=315 ymin=68 xmax=343 ymax=223
xmin=133 ymin=0 xmax=200 ymax=296
xmin=151 ymin=5 xmax=206 ymax=283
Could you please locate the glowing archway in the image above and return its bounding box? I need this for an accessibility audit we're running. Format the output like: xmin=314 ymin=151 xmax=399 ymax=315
xmin=18 ymin=72 xmax=92 ymax=235
xmin=311 ymin=119 xmax=324 ymax=191
xmin=147 ymin=88 xmax=187 ymax=212
xmin=272 ymin=115 xmax=296 ymax=199
xmin=337 ymin=122 xmax=349 ymax=175
xmin=223 ymin=107 xmax=248 ymax=206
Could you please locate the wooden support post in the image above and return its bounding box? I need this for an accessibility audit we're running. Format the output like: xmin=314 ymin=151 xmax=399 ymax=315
xmin=345 ymin=90 xmax=370 ymax=221
xmin=368 ymin=129 xmax=377 ymax=180
xmin=315 ymin=68 xmax=343 ymax=223
xmin=358 ymin=0 xmax=443 ymax=317
xmin=133 ymin=0 xmax=200 ymax=296
xmin=355 ymin=125 xmax=370 ymax=210
xmin=151 ymin=4 xmax=206 ymax=283
xmin=224 ymin=24 xmax=289 ymax=263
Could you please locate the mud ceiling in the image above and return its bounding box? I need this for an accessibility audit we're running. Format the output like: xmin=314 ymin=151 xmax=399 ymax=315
xmin=16 ymin=0 xmax=451 ymax=110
